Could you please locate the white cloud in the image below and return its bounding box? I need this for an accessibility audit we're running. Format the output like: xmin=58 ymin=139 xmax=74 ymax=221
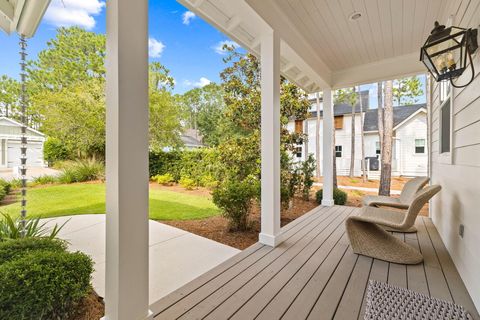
xmin=213 ymin=40 xmax=239 ymax=55
xmin=182 ymin=11 xmax=196 ymax=25
xmin=184 ymin=77 xmax=211 ymax=88
xmin=148 ymin=38 xmax=165 ymax=58
xmin=44 ymin=0 xmax=105 ymax=30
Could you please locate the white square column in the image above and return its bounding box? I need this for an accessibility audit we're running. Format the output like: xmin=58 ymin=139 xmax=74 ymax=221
xmin=259 ymin=30 xmax=282 ymax=247
xmin=104 ymin=0 xmax=152 ymax=319
xmin=321 ymin=88 xmax=335 ymax=206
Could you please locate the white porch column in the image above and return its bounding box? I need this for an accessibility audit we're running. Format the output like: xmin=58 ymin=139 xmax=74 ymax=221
xmin=104 ymin=0 xmax=152 ymax=319
xmin=259 ymin=29 xmax=282 ymax=247
xmin=321 ymin=88 xmax=335 ymax=206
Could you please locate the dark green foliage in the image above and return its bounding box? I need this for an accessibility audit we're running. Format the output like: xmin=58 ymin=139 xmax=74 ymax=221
xmin=149 ymin=149 xmax=220 ymax=186
xmin=0 ymin=249 xmax=93 ymax=319
xmin=300 ymin=154 xmax=316 ymax=200
xmin=149 ymin=150 xmax=182 ymax=179
xmin=0 ymin=238 xmax=67 ymax=263
xmin=0 ymin=179 xmax=11 ymax=202
xmin=43 ymin=137 xmax=70 ymax=164
xmin=315 ymin=188 xmax=348 ymax=205
xmin=212 ymin=178 xmax=259 ymax=231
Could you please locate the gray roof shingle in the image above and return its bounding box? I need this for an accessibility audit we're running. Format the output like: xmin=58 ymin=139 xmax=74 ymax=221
xmin=363 ymin=103 xmax=426 ymax=132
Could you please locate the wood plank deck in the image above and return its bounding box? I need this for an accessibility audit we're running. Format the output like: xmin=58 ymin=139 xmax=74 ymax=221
xmin=151 ymin=205 xmax=480 ymax=320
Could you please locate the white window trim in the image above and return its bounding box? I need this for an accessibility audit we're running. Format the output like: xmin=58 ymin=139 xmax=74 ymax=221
xmin=414 ymin=138 xmax=426 ymax=154
xmin=438 ymin=83 xmax=453 ymax=165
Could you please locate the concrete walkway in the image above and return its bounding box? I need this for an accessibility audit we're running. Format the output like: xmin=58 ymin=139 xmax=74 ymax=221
xmin=0 ymin=167 xmax=61 ymax=181
xmin=44 ymin=215 xmax=240 ymax=304
xmin=313 ymin=182 xmax=401 ymax=195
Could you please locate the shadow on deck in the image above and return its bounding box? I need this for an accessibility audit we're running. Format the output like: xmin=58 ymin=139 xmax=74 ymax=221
xmin=151 ymin=205 xmax=479 ymax=320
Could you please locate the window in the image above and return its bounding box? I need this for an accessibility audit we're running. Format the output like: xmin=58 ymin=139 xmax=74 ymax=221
xmin=335 ymin=145 xmax=342 ymax=158
xmin=334 ymin=116 xmax=344 ymax=130
xmin=295 ymin=120 xmax=303 ymax=134
xmin=375 ymin=141 xmax=381 ymax=155
xmin=415 ymin=139 xmax=426 ymax=154
xmin=440 ymin=98 xmax=451 ymax=154
xmin=295 ymin=146 xmax=302 ymax=158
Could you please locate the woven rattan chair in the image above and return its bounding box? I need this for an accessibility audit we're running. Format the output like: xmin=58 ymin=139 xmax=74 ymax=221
xmin=346 ymin=185 xmax=441 ymax=264
xmin=363 ymin=176 xmax=430 ymax=209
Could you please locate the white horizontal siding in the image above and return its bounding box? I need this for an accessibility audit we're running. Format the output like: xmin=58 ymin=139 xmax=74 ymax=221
xmin=430 ymin=0 xmax=480 ymax=310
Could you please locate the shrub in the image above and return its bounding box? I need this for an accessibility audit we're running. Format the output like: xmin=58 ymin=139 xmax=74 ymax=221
xmin=149 ymin=150 xmax=182 ymax=179
xmin=300 ymin=154 xmax=316 ymax=201
xmin=212 ymin=178 xmax=258 ymax=231
xmin=200 ymin=174 xmax=218 ymax=189
xmin=0 ymin=214 xmax=66 ymax=241
xmin=179 ymin=176 xmax=196 ymax=190
xmin=58 ymin=159 xmax=104 ymax=183
xmin=315 ymin=188 xmax=348 ymax=205
xmin=8 ymin=178 xmax=22 ymax=190
xmin=0 ymin=238 xmax=67 ymax=263
xmin=0 ymin=179 xmax=11 ymax=202
xmin=0 ymin=250 xmax=93 ymax=319
xmin=156 ymin=173 xmax=174 ymax=186
xmin=32 ymin=175 xmax=57 ymax=185
xmin=44 ymin=137 xmax=70 ymax=165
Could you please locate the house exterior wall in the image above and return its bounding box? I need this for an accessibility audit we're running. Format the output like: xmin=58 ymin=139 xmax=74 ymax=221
xmin=395 ymin=113 xmax=428 ymax=176
xmin=288 ymin=110 xmax=427 ymax=177
xmin=429 ymin=1 xmax=480 ymax=310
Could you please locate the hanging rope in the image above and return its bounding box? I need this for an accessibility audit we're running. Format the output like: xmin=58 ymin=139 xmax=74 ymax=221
xmin=19 ymin=35 xmax=28 ymax=237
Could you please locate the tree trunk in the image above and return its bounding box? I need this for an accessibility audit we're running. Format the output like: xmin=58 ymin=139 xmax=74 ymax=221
xmin=377 ymin=82 xmax=384 ymax=151
xmin=315 ymin=92 xmax=321 ymax=178
xmin=379 ymin=80 xmax=393 ymax=196
xmin=349 ymin=87 xmax=356 ymax=178
xmin=303 ymin=118 xmax=309 ymax=159
xmin=359 ymin=86 xmax=367 ymax=182
xmin=332 ymin=123 xmax=338 ymax=189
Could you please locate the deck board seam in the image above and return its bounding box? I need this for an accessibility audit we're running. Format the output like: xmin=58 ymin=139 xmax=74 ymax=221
xmin=174 ymin=206 xmax=347 ymax=319
xmin=199 ymin=206 xmax=351 ymax=319
xmin=422 ymin=217 xmax=456 ymax=303
xmin=330 ymin=254 xmax=361 ymax=319
xmin=153 ymin=206 xmax=336 ymax=316
xmin=228 ymin=207 xmax=355 ymax=320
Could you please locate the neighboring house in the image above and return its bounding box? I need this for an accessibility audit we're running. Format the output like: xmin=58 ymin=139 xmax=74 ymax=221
xmin=288 ymin=93 xmax=428 ymax=177
xmin=0 ymin=117 xmax=45 ymax=168
xmin=180 ymin=129 xmax=204 ymax=150
xmin=162 ymin=129 xmax=204 ymax=152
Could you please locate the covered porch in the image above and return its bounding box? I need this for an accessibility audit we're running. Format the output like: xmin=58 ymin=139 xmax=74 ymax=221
xmin=2 ymin=0 xmax=479 ymax=319
xmin=150 ymin=205 xmax=479 ymax=319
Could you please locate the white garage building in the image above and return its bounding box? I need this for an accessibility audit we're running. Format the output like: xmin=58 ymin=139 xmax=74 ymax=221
xmin=0 ymin=117 xmax=45 ymax=168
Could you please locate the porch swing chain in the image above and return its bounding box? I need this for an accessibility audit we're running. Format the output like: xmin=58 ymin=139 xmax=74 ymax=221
xmin=19 ymin=35 xmax=28 ymax=237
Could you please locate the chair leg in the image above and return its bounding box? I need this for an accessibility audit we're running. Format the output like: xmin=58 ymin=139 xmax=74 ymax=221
xmin=345 ymin=218 xmax=423 ymax=265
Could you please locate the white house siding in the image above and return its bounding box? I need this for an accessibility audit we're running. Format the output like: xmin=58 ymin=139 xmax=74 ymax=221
xmin=429 ymin=0 xmax=480 ymax=310
xmin=289 ymin=110 xmax=427 ymax=177
xmin=395 ymin=113 xmax=428 ymax=176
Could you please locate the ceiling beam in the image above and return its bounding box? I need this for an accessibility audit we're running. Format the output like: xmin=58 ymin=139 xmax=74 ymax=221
xmin=0 ymin=0 xmax=14 ymax=22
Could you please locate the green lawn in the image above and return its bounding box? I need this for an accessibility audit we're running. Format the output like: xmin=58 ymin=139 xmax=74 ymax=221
xmin=1 ymin=183 xmax=220 ymax=220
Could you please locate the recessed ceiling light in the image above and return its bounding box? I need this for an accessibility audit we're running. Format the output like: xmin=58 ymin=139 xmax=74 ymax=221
xmin=349 ymin=12 xmax=362 ymax=21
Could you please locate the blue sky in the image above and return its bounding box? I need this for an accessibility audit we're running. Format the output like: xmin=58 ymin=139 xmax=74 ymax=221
xmin=0 ymin=0 xmax=426 ymax=104
xmin=0 ymin=0 xmax=234 ymax=94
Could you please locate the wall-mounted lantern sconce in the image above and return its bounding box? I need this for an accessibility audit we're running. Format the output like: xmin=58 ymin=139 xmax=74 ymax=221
xmin=420 ymin=21 xmax=478 ymax=88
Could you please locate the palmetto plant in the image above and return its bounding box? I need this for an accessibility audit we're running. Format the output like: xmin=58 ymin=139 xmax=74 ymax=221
xmin=0 ymin=213 xmax=67 ymax=241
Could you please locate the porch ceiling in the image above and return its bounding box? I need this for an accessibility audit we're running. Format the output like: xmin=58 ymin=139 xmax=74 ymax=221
xmin=0 ymin=0 xmax=51 ymax=38
xmin=181 ymin=0 xmax=465 ymax=91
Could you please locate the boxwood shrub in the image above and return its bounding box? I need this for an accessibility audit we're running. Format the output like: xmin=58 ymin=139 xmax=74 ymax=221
xmin=315 ymin=188 xmax=348 ymax=205
xmin=0 ymin=238 xmax=93 ymax=320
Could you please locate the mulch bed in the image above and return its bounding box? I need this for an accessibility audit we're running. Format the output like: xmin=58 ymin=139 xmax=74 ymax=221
xmin=70 ymin=290 xmax=104 ymax=320
xmin=161 ymin=196 xmax=318 ymax=250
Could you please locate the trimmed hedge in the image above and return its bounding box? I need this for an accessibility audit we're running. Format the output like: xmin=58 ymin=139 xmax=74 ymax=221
xmin=0 ymin=238 xmax=67 ymax=263
xmin=149 ymin=149 xmax=220 ymax=187
xmin=0 ymin=238 xmax=93 ymax=320
xmin=315 ymin=188 xmax=348 ymax=205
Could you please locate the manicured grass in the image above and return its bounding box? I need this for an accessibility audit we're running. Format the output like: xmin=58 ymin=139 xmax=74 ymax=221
xmin=1 ymin=183 xmax=220 ymax=220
